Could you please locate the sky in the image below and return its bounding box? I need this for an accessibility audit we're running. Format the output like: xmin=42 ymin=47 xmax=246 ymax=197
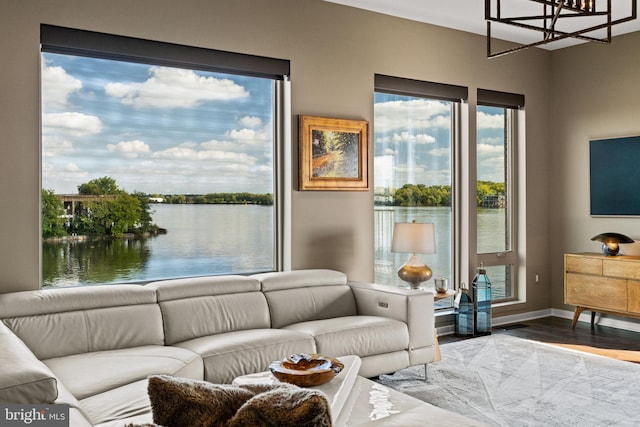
xmin=41 ymin=52 xmax=505 ymax=196
xmin=41 ymin=52 xmax=274 ymax=195
xmin=374 ymin=93 xmax=506 ymax=190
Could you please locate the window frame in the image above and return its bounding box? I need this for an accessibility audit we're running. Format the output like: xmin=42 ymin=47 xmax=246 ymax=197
xmin=373 ymin=74 xmax=468 ymax=308
xmin=475 ymin=89 xmax=524 ymax=303
xmin=40 ymin=25 xmax=291 ymax=286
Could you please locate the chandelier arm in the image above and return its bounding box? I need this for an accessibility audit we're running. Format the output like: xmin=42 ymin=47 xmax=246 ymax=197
xmin=529 ymin=0 xmax=596 ymax=13
xmin=545 ymin=1 xmax=565 ymax=40
xmin=487 ymin=16 xmax=611 ymax=40
xmin=488 ymin=21 xmax=613 ymax=57
xmin=486 ymin=0 xmax=637 ymax=58
xmin=498 ymin=12 xmax=608 ymax=21
xmin=490 ymin=13 xmax=637 ymax=29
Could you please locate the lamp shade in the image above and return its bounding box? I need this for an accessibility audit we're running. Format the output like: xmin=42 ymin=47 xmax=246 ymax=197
xmin=590 ymin=232 xmax=634 ymax=245
xmin=591 ymin=232 xmax=634 ymax=256
xmin=391 ymin=221 xmax=435 ymax=255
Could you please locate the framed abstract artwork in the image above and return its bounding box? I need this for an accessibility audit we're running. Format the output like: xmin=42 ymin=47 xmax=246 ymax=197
xmin=298 ymin=115 xmax=369 ymax=191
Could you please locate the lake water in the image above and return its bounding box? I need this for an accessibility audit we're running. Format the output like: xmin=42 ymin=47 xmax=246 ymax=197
xmin=43 ymin=204 xmax=506 ymax=291
xmin=374 ymin=206 xmax=508 ymax=299
xmin=42 ymin=204 xmax=274 ymax=287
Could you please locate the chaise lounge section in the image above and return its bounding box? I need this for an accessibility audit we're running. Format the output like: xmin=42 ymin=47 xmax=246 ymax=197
xmin=0 ymin=269 xmax=439 ymax=426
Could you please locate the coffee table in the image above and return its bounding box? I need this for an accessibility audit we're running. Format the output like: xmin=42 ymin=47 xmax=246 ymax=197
xmin=233 ymin=355 xmax=361 ymax=424
xmin=232 ymin=355 xmax=485 ymax=426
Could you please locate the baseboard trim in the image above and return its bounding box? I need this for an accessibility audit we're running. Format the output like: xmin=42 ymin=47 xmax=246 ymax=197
xmin=551 ymin=308 xmax=640 ymax=334
xmin=436 ymin=308 xmax=640 ymax=336
xmin=492 ymin=309 xmax=552 ymax=327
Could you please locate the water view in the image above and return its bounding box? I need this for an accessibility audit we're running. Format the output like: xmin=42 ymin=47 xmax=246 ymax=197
xmin=43 ymin=204 xmax=506 ymax=293
xmin=374 ymin=206 xmax=508 ymax=302
xmin=42 ymin=204 xmax=274 ymax=287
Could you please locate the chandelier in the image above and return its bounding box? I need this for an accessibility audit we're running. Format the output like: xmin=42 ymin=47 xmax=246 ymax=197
xmin=486 ymin=0 xmax=638 ymax=57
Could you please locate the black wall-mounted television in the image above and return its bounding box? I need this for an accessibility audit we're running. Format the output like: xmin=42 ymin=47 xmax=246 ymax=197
xmin=590 ymin=136 xmax=640 ymax=216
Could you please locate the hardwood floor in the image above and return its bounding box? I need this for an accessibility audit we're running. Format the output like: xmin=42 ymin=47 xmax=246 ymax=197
xmin=439 ymin=316 xmax=640 ymax=362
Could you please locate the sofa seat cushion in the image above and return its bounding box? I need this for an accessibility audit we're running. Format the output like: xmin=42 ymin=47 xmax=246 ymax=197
xmin=175 ymin=329 xmax=316 ymax=384
xmin=283 ymin=316 xmax=410 ymax=358
xmin=80 ymin=378 xmax=152 ymax=425
xmin=43 ymin=345 xmax=203 ymax=400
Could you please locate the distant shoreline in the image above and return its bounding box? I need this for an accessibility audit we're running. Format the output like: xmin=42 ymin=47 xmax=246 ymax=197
xmin=43 ymin=228 xmax=167 ymax=243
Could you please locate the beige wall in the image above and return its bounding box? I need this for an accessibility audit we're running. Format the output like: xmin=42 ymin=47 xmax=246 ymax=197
xmin=550 ymin=32 xmax=640 ymax=312
xmin=0 ymin=0 xmax=552 ymax=317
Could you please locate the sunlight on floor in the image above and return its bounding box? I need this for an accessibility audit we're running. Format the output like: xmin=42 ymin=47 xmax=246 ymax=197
xmin=549 ymin=343 xmax=640 ymax=363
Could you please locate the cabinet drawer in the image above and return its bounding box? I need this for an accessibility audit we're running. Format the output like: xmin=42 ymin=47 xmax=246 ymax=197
xmin=603 ymin=259 xmax=640 ymax=280
xmin=565 ymin=273 xmax=626 ymax=312
xmin=565 ymin=255 xmax=602 ymax=275
xmin=628 ymin=281 xmax=640 ymax=314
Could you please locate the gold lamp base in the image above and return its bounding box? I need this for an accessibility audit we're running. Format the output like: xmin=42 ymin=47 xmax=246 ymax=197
xmin=397 ymin=254 xmax=433 ymax=289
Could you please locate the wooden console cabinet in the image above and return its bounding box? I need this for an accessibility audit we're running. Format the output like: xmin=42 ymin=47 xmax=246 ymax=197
xmin=564 ymin=253 xmax=640 ymax=328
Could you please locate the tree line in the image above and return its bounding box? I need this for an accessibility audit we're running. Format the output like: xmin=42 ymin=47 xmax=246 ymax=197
xmin=376 ymin=181 xmax=505 ymax=207
xmin=158 ymin=193 xmax=273 ymax=205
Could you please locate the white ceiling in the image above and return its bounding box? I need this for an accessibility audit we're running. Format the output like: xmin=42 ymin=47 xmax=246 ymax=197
xmin=323 ymin=0 xmax=640 ymax=51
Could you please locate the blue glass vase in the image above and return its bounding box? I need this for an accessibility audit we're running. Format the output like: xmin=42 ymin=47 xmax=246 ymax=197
xmin=455 ymin=282 xmax=474 ymax=337
xmin=472 ymin=265 xmax=492 ymax=335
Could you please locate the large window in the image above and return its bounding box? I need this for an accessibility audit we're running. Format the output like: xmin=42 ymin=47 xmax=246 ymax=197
xmin=374 ymin=76 xmax=524 ymax=308
xmin=40 ymin=25 xmax=290 ymax=287
xmin=476 ymin=89 xmax=524 ymax=301
xmin=373 ymin=75 xmax=466 ymax=307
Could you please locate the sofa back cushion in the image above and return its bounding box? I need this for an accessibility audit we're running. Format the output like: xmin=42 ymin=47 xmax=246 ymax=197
xmin=147 ymin=275 xmax=270 ymax=345
xmin=0 ymin=285 xmax=163 ymax=360
xmin=0 ymin=321 xmax=59 ymax=403
xmin=252 ymin=269 xmax=357 ymax=329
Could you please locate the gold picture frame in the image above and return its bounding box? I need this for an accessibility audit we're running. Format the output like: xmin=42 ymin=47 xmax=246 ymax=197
xmin=299 ymin=115 xmax=369 ymax=191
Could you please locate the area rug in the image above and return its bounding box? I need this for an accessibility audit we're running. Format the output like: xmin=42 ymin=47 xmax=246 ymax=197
xmin=375 ymin=334 xmax=640 ymax=426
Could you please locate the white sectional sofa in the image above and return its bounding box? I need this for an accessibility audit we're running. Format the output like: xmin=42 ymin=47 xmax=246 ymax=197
xmin=0 ymin=269 xmax=439 ymax=426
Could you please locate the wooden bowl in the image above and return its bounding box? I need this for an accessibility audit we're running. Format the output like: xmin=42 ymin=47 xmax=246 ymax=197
xmin=269 ymin=353 xmax=344 ymax=387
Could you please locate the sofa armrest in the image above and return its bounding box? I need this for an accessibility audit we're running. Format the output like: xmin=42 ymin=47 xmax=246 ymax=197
xmin=0 ymin=321 xmax=58 ymax=404
xmin=348 ymin=282 xmax=434 ymax=350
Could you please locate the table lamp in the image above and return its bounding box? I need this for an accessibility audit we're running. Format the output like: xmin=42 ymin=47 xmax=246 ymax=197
xmin=591 ymin=232 xmax=634 ymax=256
xmin=391 ymin=220 xmax=436 ymax=289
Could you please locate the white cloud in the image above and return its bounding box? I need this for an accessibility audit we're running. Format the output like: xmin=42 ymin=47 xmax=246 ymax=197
xmin=41 ymin=162 xmax=88 ymax=193
xmin=105 ymin=66 xmax=249 ymax=109
xmin=239 ymin=116 xmax=263 ymax=128
xmin=42 ymin=139 xmax=74 ymax=157
xmin=200 ymin=139 xmax=235 ymax=151
xmin=374 ymin=155 xmax=394 ymax=186
xmin=477 ymin=139 xmax=505 ymax=181
xmin=430 ymin=115 xmax=451 ymax=128
xmin=477 ymin=111 xmax=504 ymax=129
xmin=478 ymin=156 xmax=505 ymax=181
xmin=107 ymin=140 xmax=150 ymax=158
xmin=197 ymin=150 xmax=255 ymax=162
xmin=64 ymin=163 xmax=83 ymax=172
xmin=225 ymin=128 xmax=269 ymax=144
xmin=43 ymin=112 xmax=103 ymax=136
xmin=477 ymin=143 xmax=505 ymax=156
xmin=41 ymin=64 xmax=82 ymax=110
xmin=374 ymin=99 xmax=451 ymax=133
xmin=391 ymin=132 xmax=436 ymax=145
xmin=428 ymin=147 xmax=450 ymax=157
xmin=151 ymin=145 xmax=256 ymax=163
xmin=255 ymin=164 xmax=272 ymax=173
xmin=151 ymin=146 xmax=197 ymax=160
xmin=479 ymin=137 xmax=503 ymax=145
